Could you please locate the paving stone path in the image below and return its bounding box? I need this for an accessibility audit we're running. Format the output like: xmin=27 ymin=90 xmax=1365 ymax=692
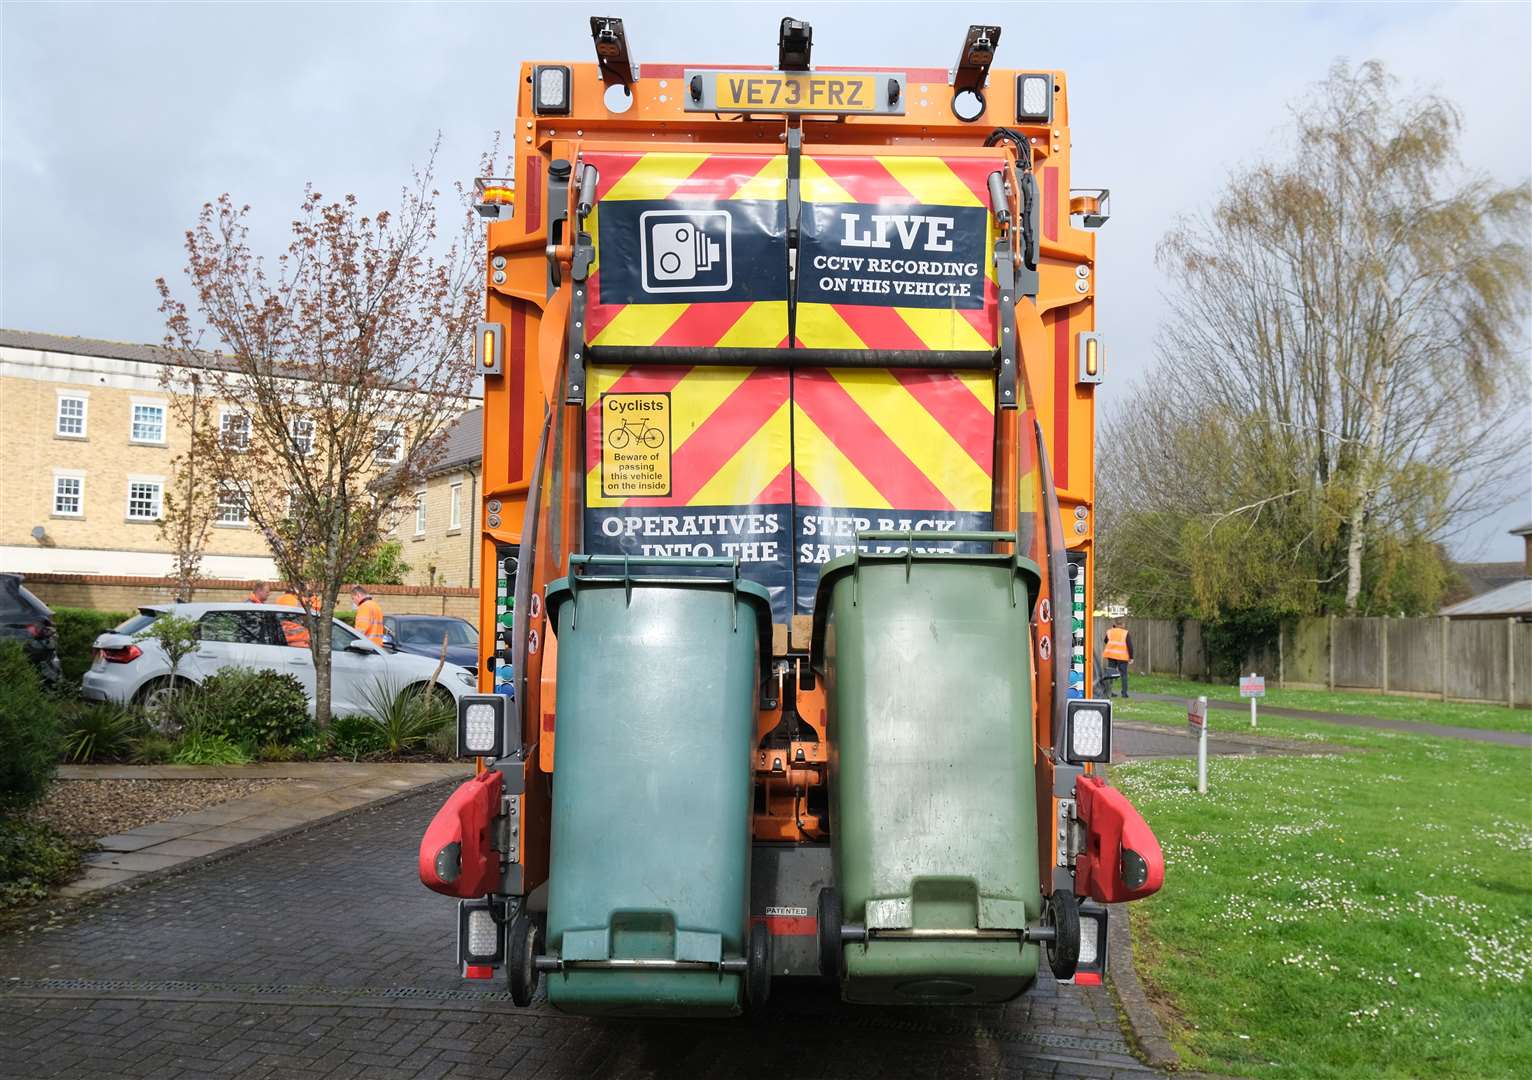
xmin=0 ymin=786 xmax=1164 ymax=1080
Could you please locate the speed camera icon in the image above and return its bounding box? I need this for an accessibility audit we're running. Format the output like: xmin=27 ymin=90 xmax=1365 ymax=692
xmin=640 ymin=210 xmax=733 ymax=293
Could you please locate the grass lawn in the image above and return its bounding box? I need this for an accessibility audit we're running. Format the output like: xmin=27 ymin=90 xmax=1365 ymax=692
xmin=1132 ymin=673 xmax=1532 ymax=735
xmin=1112 ymin=697 xmax=1532 ymax=1078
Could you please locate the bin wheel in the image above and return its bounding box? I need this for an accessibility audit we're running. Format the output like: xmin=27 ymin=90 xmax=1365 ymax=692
xmin=507 ymin=913 xmax=541 ymax=1007
xmin=817 ymin=887 xmax=843 ymax=978
xmin=746 ymin=921 xmax=772 ymax=1011
xmin=1045 ymin=889 xmax=1080 ymax=981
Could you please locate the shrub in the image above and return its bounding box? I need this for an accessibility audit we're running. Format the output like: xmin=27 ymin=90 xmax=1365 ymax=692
xmin=290 ymin=732 xmax=333 ymax=761
xmin=61 ymin=702 xmax=143 ymax=763
xmin=172 ymin=732 xmax=250 ymax=765
xmin=129 ymin=733 xmax=176 ymax=764
xmin=197 ymin=667 xmax=311 ymax=746
xmin=257 ymin=741 xmax=297 ymax=763
xmin=0 ymin=817 xmax=82 ymax=908
xmin=0 ymin=642 xmax=60 ymax=811
xmin=356 ymin=678 xmax=453 ymax=755
xmin=331 ymin=713 xmax=387 ymax=759
xmin=51 ymin=608 xmax=132 ymax=682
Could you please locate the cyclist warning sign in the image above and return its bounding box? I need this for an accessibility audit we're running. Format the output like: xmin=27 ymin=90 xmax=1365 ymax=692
xmin=601 ymin=392 xmax=672 ymax=497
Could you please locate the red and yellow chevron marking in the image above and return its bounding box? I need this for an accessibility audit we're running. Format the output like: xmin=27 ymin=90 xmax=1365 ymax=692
xmin=585 ymin=151 xmax=789 ymax=351
xmin=797 ymin=154 xmax=999 ymax=353
xmin=585 ymin=364 xmax=791 ymax=509
xmin=792 ymin=368 xmax=995 ymax=512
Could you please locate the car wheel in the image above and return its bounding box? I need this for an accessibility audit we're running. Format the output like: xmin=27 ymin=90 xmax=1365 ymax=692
xmin=136 ymin=677 xmax=191 ymax=736
xmin=406 ymin=683 xmax=455 ymax=713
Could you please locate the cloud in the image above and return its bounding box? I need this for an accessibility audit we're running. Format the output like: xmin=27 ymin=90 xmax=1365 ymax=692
xmin=3 ymin=1 xmax=1527 ymax=554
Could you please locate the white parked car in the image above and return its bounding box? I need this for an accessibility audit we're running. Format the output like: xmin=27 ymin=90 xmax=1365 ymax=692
xmin=82 ymin=602 xmax=477 ymax=716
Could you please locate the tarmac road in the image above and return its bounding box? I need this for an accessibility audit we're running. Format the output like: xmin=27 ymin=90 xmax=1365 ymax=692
xmin=0 ymin=785 xmax=1163 ymax=1080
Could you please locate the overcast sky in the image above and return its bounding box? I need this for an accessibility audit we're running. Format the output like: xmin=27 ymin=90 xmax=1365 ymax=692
xmin=4 ymin=1 xmax=1529 ymax=558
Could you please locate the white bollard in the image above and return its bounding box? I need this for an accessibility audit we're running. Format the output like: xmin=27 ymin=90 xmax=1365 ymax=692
xmin=1251 ymin=692 xmax=1258 ymax=729
xmin=1188 ymin=694 xmax=1209 ymax=794
xmin=1197 ymin=698 xmax=1208 ymax=794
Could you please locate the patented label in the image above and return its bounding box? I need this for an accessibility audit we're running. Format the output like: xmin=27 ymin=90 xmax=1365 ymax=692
xmin=764 ymin=906 xmax=809 ymax=918
xmin=601 ymin=392 xmax=672 ymax=498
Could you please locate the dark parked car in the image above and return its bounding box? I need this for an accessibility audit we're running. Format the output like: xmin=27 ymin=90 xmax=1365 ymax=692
xmin=382 ymin=614 xmax=479 ymax=671
xmin=0 ymin=573 xmax=61 ymax=684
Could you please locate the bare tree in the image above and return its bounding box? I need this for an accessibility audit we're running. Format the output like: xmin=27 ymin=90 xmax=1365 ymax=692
xmin=1106 ymin=61 xmax=1530 ymax=618
xmin=156 ymin=141 xmax=483 ymax=726
xmin=158 ymin=374 xmax=217 ymax=601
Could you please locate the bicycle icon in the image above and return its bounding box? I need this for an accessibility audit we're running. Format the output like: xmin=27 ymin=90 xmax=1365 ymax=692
xmin=607 ymin=418 xmax=665 ymax=450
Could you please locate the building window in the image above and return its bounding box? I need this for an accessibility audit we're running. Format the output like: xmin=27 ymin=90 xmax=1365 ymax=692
xmin=126 ymin=480 xmax=163 ymax=521
xmin=220 ymin=409 xmax=251 ymax=451
xmin=375 ymin=426 xmax=403 ymax=464
xmin=414 ymin=491 xmax=427 ymax=535
xmin=56 ymin=395 xmax=87 ymax=437
xmin=289 ymin=416 xmax=314 ymax=456
xmin=131 ymin=402 xmax=166 ymax=443
xmin=53 ymin=474 xmax=84 ymax=517
xmin=449 ymin=481 xmax=462 ymax=531
xmin=215 ymin=483 xmax=249 ymax=526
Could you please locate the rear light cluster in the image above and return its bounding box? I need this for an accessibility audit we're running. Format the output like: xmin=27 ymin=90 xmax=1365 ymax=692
xmin=96 ymin=644 xmax=142 ymax=664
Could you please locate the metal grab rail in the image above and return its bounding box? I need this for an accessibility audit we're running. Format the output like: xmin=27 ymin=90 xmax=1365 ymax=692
xmin=849 ymin=529 xmax=1037 ymax=608
xmin=565 ymin=553 xmax=744 ymax=628
xmin=839 ymin=923 xmax=1057 ymax=945
xmin=534 ymin=954 xmax=748 ymax=974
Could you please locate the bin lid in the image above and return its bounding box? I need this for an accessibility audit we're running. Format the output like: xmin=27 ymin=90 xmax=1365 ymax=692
xmin=545 ymin=561 xmax=775 ymax=674
xmin=809 ymin=546 xmax=1041 ymax=672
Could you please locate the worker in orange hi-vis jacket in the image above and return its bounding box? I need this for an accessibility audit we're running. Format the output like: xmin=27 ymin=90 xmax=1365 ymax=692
xmin=351 ymin=585 xmax=386 ymax=646
xmin=247 ymin=581 xmax=270 ymax=604
xmin=273 ymin=585 xmax=314 ymax=649
xmin=1103 ymin=619 xmax=1134 ymax=699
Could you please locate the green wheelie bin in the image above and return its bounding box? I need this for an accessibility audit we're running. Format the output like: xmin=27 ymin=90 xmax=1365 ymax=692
xmin=811 ymin=532 xmax=1044 ymax=1004
xmin=541 ymin=556 xmax=773 ymax=1016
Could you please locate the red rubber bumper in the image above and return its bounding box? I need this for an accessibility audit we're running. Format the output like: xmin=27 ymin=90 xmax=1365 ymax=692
xmin=1074 ymin=774 xmax=1164 ymax=903
xmin=419 ymin=770 xmax=503 ymax=898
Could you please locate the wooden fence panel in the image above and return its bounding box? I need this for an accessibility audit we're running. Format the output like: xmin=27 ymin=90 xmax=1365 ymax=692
xmin=1514 ymin=622 xmax=1532 ymax=709
xmin=1283 ymin=619 xmax=1329 ymax=686
xmin=1181 ymin=620 xmax=1205 ymax=679
xmin=1333 ymin=617 xmax=1384 ymax=689
xmin=1446 ymin=619 xmax=1509 ymax=703
xmin=1386 ymin=618 xmax=1442 ymax=695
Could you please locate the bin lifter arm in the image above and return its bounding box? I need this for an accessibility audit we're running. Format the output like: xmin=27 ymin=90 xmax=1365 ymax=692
xmin=1073 ymin=773 xmax=1164 ymax=904
xmin=419 ymin=770 xmax=505 ymax=898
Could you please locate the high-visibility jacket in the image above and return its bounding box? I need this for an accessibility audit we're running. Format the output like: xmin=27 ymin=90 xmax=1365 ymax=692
xmin=1104 ymin=627 xmax=1132 ymax=662
xmin=354 ymin=598 xmax=385 ymax=645
xmin=274 ymin=592 xmax=311 ymax=649
xmin=247 ymin=592 xmax=266 ymax=604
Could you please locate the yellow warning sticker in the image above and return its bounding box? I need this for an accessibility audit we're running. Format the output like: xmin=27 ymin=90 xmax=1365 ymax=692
xmin=600 ymin=392 xmax=672 ymax=497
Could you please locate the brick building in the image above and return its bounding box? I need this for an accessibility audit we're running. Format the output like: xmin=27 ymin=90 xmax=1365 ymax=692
xmin=392 ymin=407 xmax=483 ymax=589
xmin=0 ymin=329 xmax=282 ymax=578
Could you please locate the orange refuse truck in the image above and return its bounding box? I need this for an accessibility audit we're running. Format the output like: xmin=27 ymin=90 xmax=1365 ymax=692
xmin=419 ymin=16 xmax=1162 ymax=1016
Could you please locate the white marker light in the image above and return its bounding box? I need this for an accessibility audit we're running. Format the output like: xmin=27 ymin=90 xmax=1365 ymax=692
xmin=456 ymin=694 xmax=506 ymax=759
xmin=534 ymin=65 xmax=572 ymax=115
xmin=463 ymin=703 xmax=498 ymax=753
xmin=1078 ymin=912 xmax=1099 ymax=966
xmin=1063 ymin=698 xmax=1112 ymax=764
xmin=1071 ymin=708 xmax=1105 ymax=760
xmin=1021 ymin=76 xmax=1048 ymax=116
xmin=1016 ymin=73 xmax=1053 ymax=122
xmin=466 ymin=908 xmax=499 ymax=958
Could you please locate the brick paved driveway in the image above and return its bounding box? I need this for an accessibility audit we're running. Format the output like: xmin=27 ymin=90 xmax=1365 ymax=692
xmin=0 ymin=788 xmax=1162 ymax=1079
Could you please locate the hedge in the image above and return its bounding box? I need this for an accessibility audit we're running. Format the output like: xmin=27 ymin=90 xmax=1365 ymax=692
xmin=52 ymin=607 xmax=132 ymax=681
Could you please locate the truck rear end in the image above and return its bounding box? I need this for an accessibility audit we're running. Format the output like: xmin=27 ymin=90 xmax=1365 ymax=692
xmin=419 ymin=15 xmax=1161 ymax=1016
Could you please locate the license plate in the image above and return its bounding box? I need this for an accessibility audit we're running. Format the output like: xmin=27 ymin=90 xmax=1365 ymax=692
xmin=685 ymin=69 xmax=905 ymax=115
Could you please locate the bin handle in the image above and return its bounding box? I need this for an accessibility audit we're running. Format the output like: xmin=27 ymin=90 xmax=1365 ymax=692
xmin=565 ymin=553 xmax=744 ymax=630
xmin=853 ymin=529 xmax=1024 ymax=606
